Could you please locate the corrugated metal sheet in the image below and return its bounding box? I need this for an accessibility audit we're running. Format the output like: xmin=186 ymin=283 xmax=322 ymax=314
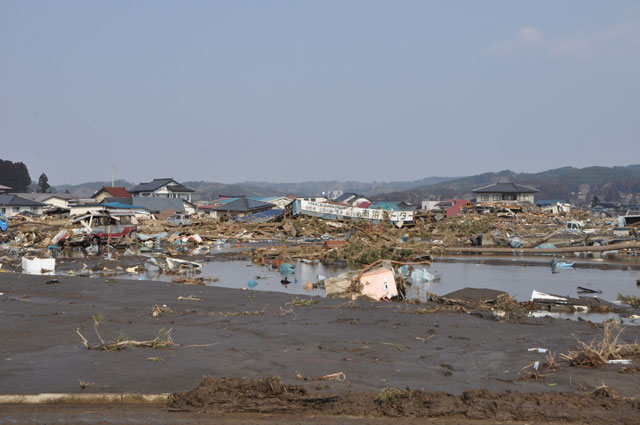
xmin=212 ymin=198 xmax=274 ymax=212
xmin=131 ymin=197 xmax=185 ymax=213
xmin=369 ymin=201 xmax=400 ymax=211
xmin=212 ymin=198 xmax=239 ymax=205
xmin=103 ymin=202 xmax=147 ymax=210
xmin=235 ymin=208 xmax=284 ymax=223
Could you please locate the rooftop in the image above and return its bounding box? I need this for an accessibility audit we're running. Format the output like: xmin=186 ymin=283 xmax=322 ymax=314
xmin=0 ymin=194 xmax=47 ymax=207
xmin=130 ymin=196 xmax=185 ymax=213
xmin=93 ymin=187 xmax=131 ymax=198
xmin=211 ymin=197 xmax=274 ymax=212
xmin=369 ymin=201 xmax=400 ymax=211
xmin=102 ymin=202 xmax=149 ymax=211
xmin=334 ymin=193 xmax=359 ymax=202
xmin=472 ymin=183 xmax=538 ymax=194
xmin=235 ymin=208 xmax=284 ymax=223
xmin=130 ymin=178 xmax=194 ymax=193
xmin=14 ymin=193 xmax=73 ymax=202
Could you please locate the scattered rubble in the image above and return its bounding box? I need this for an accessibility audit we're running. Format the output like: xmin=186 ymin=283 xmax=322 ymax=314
xmin=1 ymin=203 xmax=639 ymax=322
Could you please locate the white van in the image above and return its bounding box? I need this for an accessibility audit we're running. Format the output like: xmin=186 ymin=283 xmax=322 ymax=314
xmin=165 ymin=214 xmax=192 ymax=227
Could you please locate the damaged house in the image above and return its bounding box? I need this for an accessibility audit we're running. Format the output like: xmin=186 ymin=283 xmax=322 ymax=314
xmin=130 ymin=197 xmax=194 ymax=219
xmin=204 ymin=197 xmax=275 ymax=219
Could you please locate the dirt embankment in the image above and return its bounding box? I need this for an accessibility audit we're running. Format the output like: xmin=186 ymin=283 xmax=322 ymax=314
xmin=171 ymin=376 xmax=640 ymax=424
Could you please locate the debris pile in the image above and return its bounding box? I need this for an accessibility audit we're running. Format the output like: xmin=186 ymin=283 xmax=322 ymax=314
xmin=560 ymin=321 xmax=640 ymax=367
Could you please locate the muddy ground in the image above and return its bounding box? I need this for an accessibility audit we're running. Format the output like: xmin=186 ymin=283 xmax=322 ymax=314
xmin=1 ymin=273 xmax=640 ymax=424
xmin=5 ymin=404 xmax=614 ymax=425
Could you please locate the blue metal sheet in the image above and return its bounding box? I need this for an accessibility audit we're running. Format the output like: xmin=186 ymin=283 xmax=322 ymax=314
xmin=235 ymin=208 xmax=284 ymax=223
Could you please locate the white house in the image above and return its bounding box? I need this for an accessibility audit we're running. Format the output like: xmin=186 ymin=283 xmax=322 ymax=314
xmin=472 ymin=183 xmax=538 ymax=203
xmin=129 ymin=178 xmax=194 ymax=202
xmin=0 ymin=194 xmax=46 ymax=218
xmin=15 ymin=193 xmax=73 ymax=209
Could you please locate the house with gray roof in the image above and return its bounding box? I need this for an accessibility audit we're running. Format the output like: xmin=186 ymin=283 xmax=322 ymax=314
xmin=0 ymin=194 xmax=46 ymax=218
xmin=207 ymin=198 xmax=274 ymax=219
xmin=14 ymin=193 xmax=73 ymax=209
xmin=129 ymin=178 xmax=194 ymax=202
xmin=472 ymin=183 xmax=538 ymax=203
xmin=130 ymin=196 xmax=192 ymax=217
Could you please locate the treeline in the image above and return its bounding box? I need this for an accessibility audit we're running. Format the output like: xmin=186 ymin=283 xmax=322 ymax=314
xmin=0 ymin=159 xmax=31 ymax=192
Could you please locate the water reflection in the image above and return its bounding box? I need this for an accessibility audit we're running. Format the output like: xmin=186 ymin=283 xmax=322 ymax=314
xmin=131 ymin=257 xmax=640 ymax=324
xmin=141 ymin=259 xmax=347 ymax=297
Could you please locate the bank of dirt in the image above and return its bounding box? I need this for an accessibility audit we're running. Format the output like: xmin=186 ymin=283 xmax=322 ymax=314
xmin=170 ymin=376 xmax=640 ymax=424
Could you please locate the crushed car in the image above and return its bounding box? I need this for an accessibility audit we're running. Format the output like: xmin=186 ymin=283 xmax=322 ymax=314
xmin=53 ymin=212 xmax=137 ymax=246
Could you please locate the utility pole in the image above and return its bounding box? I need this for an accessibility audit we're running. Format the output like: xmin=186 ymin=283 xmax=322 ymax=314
xmin=110 ymin=166 xmax=115 ymax=187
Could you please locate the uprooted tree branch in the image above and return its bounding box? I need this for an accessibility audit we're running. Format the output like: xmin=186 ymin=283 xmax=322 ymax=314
xmin=76 ymin=326 xmax=176 ymax=351
xmin=560 ymin=321 xmax=640 ymax=367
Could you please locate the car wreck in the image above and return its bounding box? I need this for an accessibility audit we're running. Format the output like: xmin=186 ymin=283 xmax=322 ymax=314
xmin=53 ymin=212 xmax=137 ymax=246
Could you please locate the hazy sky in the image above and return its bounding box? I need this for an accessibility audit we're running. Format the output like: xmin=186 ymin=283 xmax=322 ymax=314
xmin=2 ymin=1 xmax=640 ymax=185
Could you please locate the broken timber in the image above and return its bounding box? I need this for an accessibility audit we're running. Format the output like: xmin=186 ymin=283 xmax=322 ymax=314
xmin=445 ymin=240 xmax=640 ymax=255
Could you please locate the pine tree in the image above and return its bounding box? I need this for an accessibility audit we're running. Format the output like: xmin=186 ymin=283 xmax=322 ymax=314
xmin=38 ymin=173 xmax=50 ymax=193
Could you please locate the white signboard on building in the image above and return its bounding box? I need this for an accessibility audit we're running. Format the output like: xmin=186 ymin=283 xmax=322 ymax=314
xmin=298 ymin=200 xmax=413 ymax=223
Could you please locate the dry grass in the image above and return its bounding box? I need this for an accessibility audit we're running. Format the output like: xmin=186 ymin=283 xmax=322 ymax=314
xmin=591 ymin=383 xmax=619 ymax=398
xmin=78 ymin=379 xmax=93 ymax=390
xmin=493 ymin=293 xmax=520 ymax=312
xmin=519 ymin=350 xmax=559 ymax=381
xmin=290 ymin=297 xmax=318 ymax=307
xmin=375 ymin=387 xmax=413 ymax=405
xmin=412 ymin=307 xmax=440 ymax=314
xmin=617 ymin=294 xmax=640 ymax=309
xmin=560 ymin=321 xmax=640 ymax=367
xmin=544 ymin=351 xmax=558 ymax=371
xmin=152 ymin=304 xmax=175 ymax=317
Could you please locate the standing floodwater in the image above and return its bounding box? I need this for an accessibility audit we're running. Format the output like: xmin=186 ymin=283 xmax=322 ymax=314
xmin=409 ymin=260 xmax=640 ymax=303
xmin=135 ymin=257 xmax=640 ymax=307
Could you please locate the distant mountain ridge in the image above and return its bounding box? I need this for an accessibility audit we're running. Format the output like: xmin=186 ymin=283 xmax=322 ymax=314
xmin=51 ymin=165 xmax=640 ymax=205
xmin=235 ymin=176 xmax=454 ymax=197
xmin=377 ymin=165 xmax=640 ymax=205
xmin=52 ymin=177 xmax=456 ymax=200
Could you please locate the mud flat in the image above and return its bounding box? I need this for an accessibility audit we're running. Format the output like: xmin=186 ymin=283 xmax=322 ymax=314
xmin=1 ymin=273 xmax=639 ymax=424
